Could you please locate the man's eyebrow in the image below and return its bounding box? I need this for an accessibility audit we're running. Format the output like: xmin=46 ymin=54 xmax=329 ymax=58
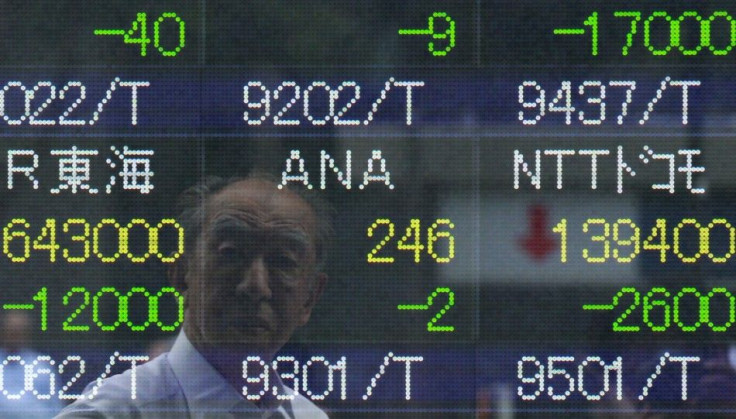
xmin=209 ymin=216 xmax=312 ymax=249
xmin=271 ymin=230 xmax=312 ymax=253
xmin=209 ymin=216 xmax=252 ymax=239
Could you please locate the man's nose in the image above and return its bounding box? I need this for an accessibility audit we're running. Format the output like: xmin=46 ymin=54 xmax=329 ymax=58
xmin=236 ymin=255 xmax=272 ymax=300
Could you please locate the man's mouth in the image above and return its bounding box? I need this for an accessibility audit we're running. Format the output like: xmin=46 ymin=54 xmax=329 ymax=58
xmin=237 ymin=317 xmax=272 ymax=332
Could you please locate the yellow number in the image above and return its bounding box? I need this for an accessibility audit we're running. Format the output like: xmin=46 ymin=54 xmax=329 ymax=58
xmin=93 ymin=219 xmax=123 ymax=263
xmin=3 ymin=219 xmax=30 ymax=262
xmin=123 ymin=219 xmax=154 ymax=263
xmin=707 ymin=219 xmax=735 ymax=263
xmin=397 ymin=219 xmax=424 ymax=263
xmin=155 ymin=219 xmax=184 ymax=262
xmin=642 ymin=218 xmax=669 ymax=262
xmin=552 ymin=219 xmax=567 ymax=263
xmin=63 ymin=219 xmax=90 ymax=262
xmin=583 ymin=218 xmax=609 ymax=262
xmin=673 ymin=219 xmax=707 ymax=263
xmin=612 ymin=219 xmax=640 ymax=262
xmin=367 ymin=219 xmax=395 ymax=263
xmin=428 ymin=219 xmax=455 ymax=263
xmin=32 ymin=218 xmax=59 ymax=262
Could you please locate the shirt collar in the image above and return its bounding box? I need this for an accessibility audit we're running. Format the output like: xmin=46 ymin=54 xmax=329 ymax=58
xmin=168 ymin=331 xmax=293 ymax=417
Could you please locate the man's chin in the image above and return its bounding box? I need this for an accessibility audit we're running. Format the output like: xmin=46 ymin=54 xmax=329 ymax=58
xmin=236 ymin=325 xmax=273 ymax=340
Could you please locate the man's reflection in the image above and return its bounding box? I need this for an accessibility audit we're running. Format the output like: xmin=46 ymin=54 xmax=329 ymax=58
xmin=57 ymin=176 xmax=331 ymax=418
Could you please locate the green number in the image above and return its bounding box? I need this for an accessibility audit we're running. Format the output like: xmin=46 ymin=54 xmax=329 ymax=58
xmin=154 ymin=13 xmax=186 ymax=57
xmin=614 ymin=11 xmax=642 ymax=56
xmin=96 ymin=12 xmax=185 ymax=57
xmin=32 ymin=287 xmax=48 ymax=331
xmin=398 ymin=12 xmax=455 ymax=57
xmin=706 ymin=288 xmax=735 ymax=332
xmin=672 ymin=12 xmax=704 ymax=55
xmin=706 ymin=12 xmax=736 ymax=55
xmin=123 ymin=13 xmax=151 ymax=56
xmin=397 ymin=287 xmax=455 ymax=332
xmin=673 ymin=287 xmax=703 ymax=332
xmin=644 ymin=12 xmax=673 ymax=56
xmin=643 ymin=287 xmax=671 ymax=331
xmin=93 ymin=287 xmax=121 ymax=331
xmin=153 ymin=287 xmax=184 ymax=331
xmin=121 ymin=287 xmax=151 ymax=331
xmin=63 ymin=287 xmax=90 ymax=331
xmin=612 ymin=287 xmax=641 ymax=332
xmin=427 ymin=12 xmax=455 ymax=56
xmin=427 ymin=287 xmax=455 ymax=332
xmin=583 ymin=12 xmax=599 ymax=56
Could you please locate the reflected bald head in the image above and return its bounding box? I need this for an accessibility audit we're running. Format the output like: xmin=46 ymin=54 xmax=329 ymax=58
xmin=176 ymin=175 xmax=332 ymax=269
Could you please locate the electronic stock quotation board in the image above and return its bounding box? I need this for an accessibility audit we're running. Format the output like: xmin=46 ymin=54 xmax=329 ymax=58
xmin=4 ymin=1 xmax=736 ymax=417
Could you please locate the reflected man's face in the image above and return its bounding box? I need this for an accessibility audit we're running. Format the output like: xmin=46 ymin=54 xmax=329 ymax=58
xmin=183 ymin=179 xmax=326 ymax=359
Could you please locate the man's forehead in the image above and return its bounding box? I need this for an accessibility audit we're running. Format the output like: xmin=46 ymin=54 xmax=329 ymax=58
xmin=205 ymin=179 xmax=317 ymax=233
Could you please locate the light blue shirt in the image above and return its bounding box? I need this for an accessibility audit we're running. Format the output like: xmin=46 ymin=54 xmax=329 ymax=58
xmin=0 ymin=349 xmax=64 ymax=418
xmin=55 ymin=332 xmax=328 ymax=418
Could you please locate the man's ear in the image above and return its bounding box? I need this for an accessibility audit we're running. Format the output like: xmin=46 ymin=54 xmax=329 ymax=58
xmin=167 ymin=258 xmax=188 ymax=294
xmin=300 ymin=272 xmax=327 ymax=324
